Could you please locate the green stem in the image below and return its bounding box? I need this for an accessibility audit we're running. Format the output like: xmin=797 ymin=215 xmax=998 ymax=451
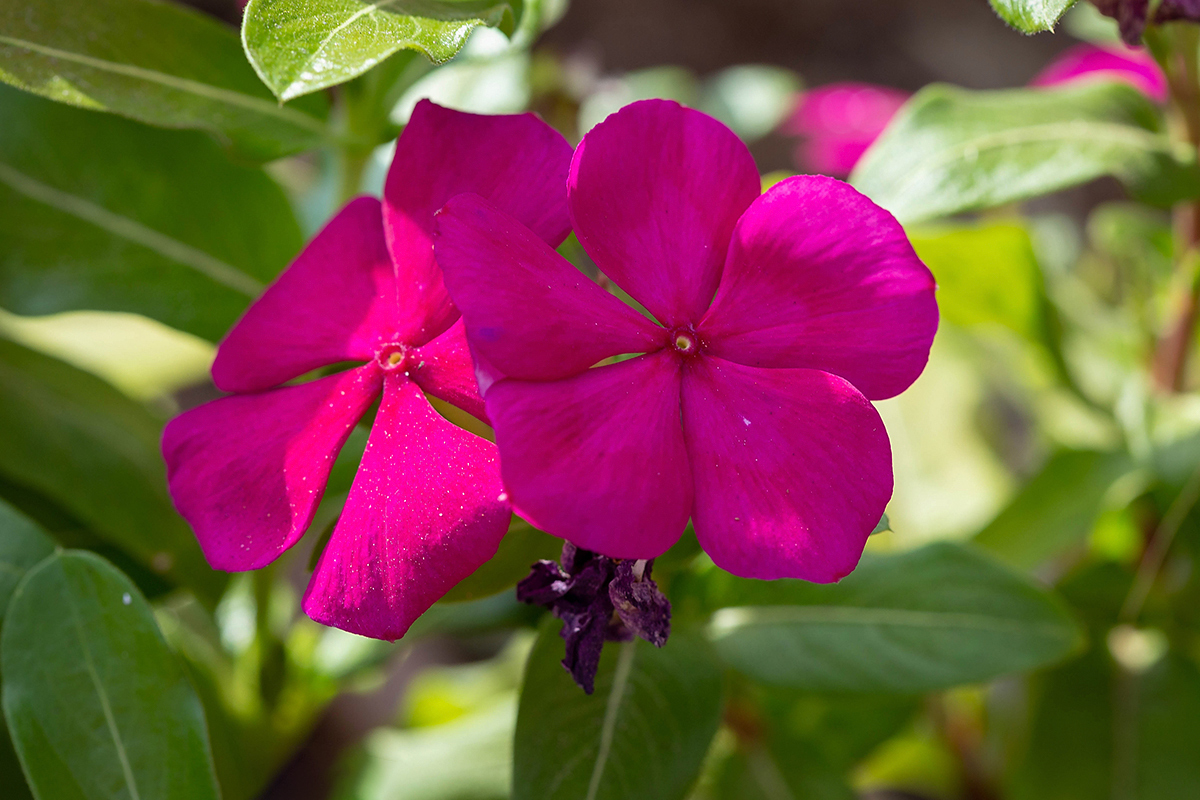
xmin=1120 ymin=458 xmax=1200 ymax=622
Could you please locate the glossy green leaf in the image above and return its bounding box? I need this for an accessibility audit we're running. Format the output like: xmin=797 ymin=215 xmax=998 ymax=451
xmin=0 ymin=499 xmax=53 ymax=622
xmin=988 ymin=0 xmax=1076 ymax=33
xmin=513 ymin=623 xmax=723 ymax=800
xmin=243 ymin=0 xmax=521 ymax=101
xmin=2 ymin=551 xmax=220 ymax=800
xmin=910 ymin=222 xmax=1044 ymax=340
xmin=852 ymin=82 xmax=1194 ymax=224
xmin=0 ymin=0 xmax=327 ymax=161
xmin=0 ymin=86 xmax=302 ymax=342
xmin=974 ymin=450 xmax=1133 ymax=569
xmin=704 ymin=542 xmax=1082 ymax=692
xmin=0 ymin=338 xmax=223 ymax=602
xmin=442 ymin=517 xmax=561 ymax=603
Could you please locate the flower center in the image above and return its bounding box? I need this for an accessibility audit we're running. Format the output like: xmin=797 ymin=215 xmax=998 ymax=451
xmin=671 ymin=328 xmax=699 ymax=356
xmin=376 ymin=343 xmax=409 ymax=372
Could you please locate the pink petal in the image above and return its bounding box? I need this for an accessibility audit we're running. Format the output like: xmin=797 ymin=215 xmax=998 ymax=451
xmin=162 ymin=365 xmax=383 ymax=571
xmin=408 ymin=319 xmax=488 ymax=422
xmin=1031 ymin=43 xmax=1168 ymax=104
xmin=682 ymin=357 xmax=891 ymax=582
xmin=302 ymin=374 xmax=510 ymax=640
xmin=485 ymin=351 xmax=691 ymax=559
xmin=781 ymin=82 xmax=909 ymax=176
xmin=383 ymin=100 xmax=574 ymax=344
xmin=700 ymin=175 xmax=938 ymax=401
xmin=212 ymin=197 xmax=396 ymax=393
xmin=568 ymin=99 xmax=761 ymax=327
xmin=436 ymin=193 xmax=666 ymax=381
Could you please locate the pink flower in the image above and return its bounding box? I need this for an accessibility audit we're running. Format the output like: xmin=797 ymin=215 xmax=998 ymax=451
xmin=436 ymin=100 xmax=938 ymax=582
xmin=781 ymin=82 xmax=911 ymax=177
xmin=162 ymin=101 xmax=572 ymax=640
xmin=1030 ymin=42 xmax=1168 ymax=103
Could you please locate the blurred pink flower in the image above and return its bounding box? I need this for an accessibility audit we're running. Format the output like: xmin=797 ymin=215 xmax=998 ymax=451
xmin=162 ymin=100 xmax=572 ymax=640
xmin=1031 ymin=42 xmax=1168 ymax=103
xmin=781 ymin=82 xmax=910 ymax=177
xmin=437 ymin=99 xmax=938 ymax=583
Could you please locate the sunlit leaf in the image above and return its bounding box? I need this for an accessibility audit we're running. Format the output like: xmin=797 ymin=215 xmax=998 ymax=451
xmin=852 ymin=82 xmax=1196 ymax=224
xmin=704 ymin=542 xmax=1082 ymax=692
xmin=0 ymin=86 xmax=302 ymax=342
xmin=513 ymin=622 xmax=723 ymax=800
xmin=1 ymin=551 xmax=221 ymax=800
xmin=989 ymin=0 xmax=1076 ymax=33
xmin=0 ymin=0 xmax=328 ymax=161
xmin=243 ymin=0 xmax=522 ymax=101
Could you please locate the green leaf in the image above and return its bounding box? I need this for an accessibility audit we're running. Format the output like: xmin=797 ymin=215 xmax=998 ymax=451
xmin=243 ymin=0 xmax=521 ymax=101
xmin=0 ymin=86 xmax=303 ymax=342
xmin=442 ymin=517 xmax=561 ymax=603
xmin=974 ymin=450 xmax=1133 ymax=569
xmin=851 ymin=82 xmax=1194 ymax=224
xmin=0 ymin=0 xmax=327 ymax=161
xmin=909 ymin=222 xmax=1045 ymax=341
xmin=0 ymin=338 xmax=224 ymax=603
xmin=988 ymin=0 xmax=1076 ymax=33
xmin=704 ymin=542 xmax=1082 ymax=692
xmin=512 ymin=622 xmax=723 ymax=800
xmin=1 ymin=551 xmax=221 ymax=800
xmin=0 ymin=499 xmax=53 ymax=622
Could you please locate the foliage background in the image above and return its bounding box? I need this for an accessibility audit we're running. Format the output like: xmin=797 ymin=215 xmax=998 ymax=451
xmin=2 ymin=0 xmax=1200 ymax=798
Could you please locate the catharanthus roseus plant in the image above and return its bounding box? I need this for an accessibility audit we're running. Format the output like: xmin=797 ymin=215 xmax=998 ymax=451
xmin=162 ymin=100 xmax=573 ymax=639
xmin=437 ymin=99 xmax=939 ymax=583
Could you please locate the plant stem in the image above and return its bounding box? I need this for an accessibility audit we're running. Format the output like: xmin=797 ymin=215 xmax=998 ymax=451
xmin=1151 ymin=26 xmax=1200 ymax=392
xmin=1120 ymin=458 xmax=1200 ymax=621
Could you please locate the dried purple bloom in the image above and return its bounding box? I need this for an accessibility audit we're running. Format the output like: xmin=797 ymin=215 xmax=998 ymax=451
xmin=517 ymin=543 xmax=671 ymax=693
xmin=1091 ymin=0 xmax=1200 ymax=45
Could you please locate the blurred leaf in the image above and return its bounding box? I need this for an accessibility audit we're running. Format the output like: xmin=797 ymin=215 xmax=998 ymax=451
xmin=698 ymin=64 xmax=801 ymax=142
xmin=1010 ymin=648 xmax=1200 ymax=799
xmin=910 ymin=222 xmax=1044 ymax=340
xmin=1 ymin=551 xmax=220 ymax=800
xmin=852 ymin=82 xmax=1196 ymax=224
xmin=974 ymin=449 xmax=1133 ymax=569
xmin=0 ymin=0 xmax=327 ymax=161
xmin=391 ymin=27 xmax=531 ymax=121
xmin=443 ymin=517 xmax=561 ymax=602
xmin=243 ymin=0 xmax=522 ymax=101
xmin=988 ymin=0 xmax=1076 ymax=33
xmin=0 ymin=338 xmax=224 ymax=602
xmin=513 ymin=622 xmax=723 ymax=800
xmin=337 ymin=700 xmax=514 ymax=800
xmin=0 ymin=499 xmax=53 ymax=622
xmin=704 ymin=542 xmax=1082 ymax=692
xmin=872 ymin=513 xmax=891 ymax=535
xmin=0 ymin=86 xmax=303 ymax=342
xmin=712 ymin=747 xmax=856 ymax=800
xmin=578 ymin=66 xmax=698 ymax=133
xmin=0 ymin=718 xmax=31 ymax=800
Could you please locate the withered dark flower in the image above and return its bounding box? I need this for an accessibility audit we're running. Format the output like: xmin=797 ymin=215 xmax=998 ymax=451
xmin=517 ymin=543 xmax=671 ymax=693
xmin=1091 ymin=0 xmax=1200 ymax=45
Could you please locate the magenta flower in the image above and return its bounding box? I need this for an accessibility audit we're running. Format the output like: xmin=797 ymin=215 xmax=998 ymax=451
xmin=163 ymin=100 xmax=572 ymax=640
xmin=436 ymin=100 xmax=938 ymax=582
xmin=781 ymin=82 xmax=910 ymax=177
xmin=1031 ymin=43 xmax=1168 ymax=103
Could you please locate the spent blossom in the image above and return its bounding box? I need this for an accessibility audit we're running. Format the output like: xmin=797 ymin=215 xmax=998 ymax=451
xmin=436 ymin=99 xmax=939 ymax=583
xmin=163 ymin=101 xmax=572 ymax=640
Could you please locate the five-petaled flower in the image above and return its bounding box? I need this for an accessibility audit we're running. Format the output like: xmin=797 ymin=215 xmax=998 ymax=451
xmin=162 ymin=100 xmax=572 ymax=640
xmin=436 ymin=99 xmax=939 ymax=582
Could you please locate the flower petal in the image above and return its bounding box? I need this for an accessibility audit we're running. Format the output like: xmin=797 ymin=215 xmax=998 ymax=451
xmin=682 ymin=356 xmax=891 ymax=582
xmin=384 ymin=100 xmax=574 ymax=343
xmin=485 ymin=351 xmax=691 ymax=560
xmin=1030 ymin=43 xmax=1168 ymax=104
xmin=212 ymin=197 xmax=396 ymax=393
xmin=162 ymin=365 xmax=382 ymax=570
xmin=568 ymin=99 xmax=761 ymax=326
xmin=700 ymin=175 xmax=937 ymax=401
xmin=437 ymin=193 xmax=666 ymax=381
xmin=409 ymin=319 xmax=487 ymax=422
xmin=302 ymin=374 xmax=509 ymax=640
